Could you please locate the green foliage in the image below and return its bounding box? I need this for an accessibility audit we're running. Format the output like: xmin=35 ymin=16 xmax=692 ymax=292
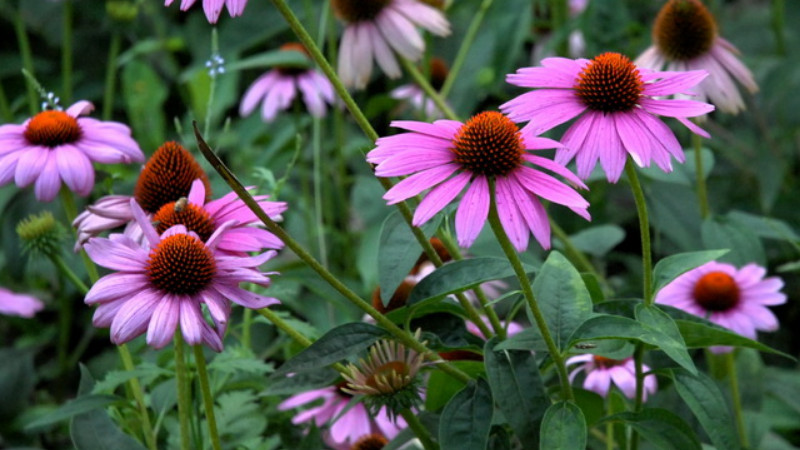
xmin=540 ymin=401 xmax=587 ymax=450
xmin=438 ymin=379 xmax=493 ymax=450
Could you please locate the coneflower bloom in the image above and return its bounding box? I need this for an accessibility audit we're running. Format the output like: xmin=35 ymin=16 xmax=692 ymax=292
xmin=566 ymin=355 xmax=658 ymax=400
xmin=0 ymin=288 xmax=44 ymax=318
xmin=368 ymin=111 xmax=591 ymax=251
xmin=83 ymin=200 xmax=279 ymax=351
xmin=351 ymin=434 xmax=389 ymax=450
xmin=279 ymin=383 xmax=405 ymax=449
xmin=655 ymin=261 xmax=786 ymax=353
xmin=332 ymin=0 xmax=451 ymax=89
xmin=635 ymin=0 xmax=757 ymax=115
xmin=0 ymin=101 xmax=143 ymax=202
xmin=73 ymin=141 xmax=210 ymax=249
xmin=390 ymin=57 xmax=450 ymax=119
xmin=240 ymin=43 xmax=335 ymax=122
xmin=164 ymin=0 xmax=248 ymax=23
xmin=502 ymin=52 xmax=715 ymax=182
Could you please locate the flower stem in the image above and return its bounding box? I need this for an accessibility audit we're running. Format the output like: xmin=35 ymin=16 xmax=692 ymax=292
xmin=193 ymin=126 xmax=471 ymax=384
xmin=312 ymin=118 xmax=328 ymax=268
xmin=439 ymin=0 xmax=494 ymax=99
xmin=0 ymin=83 xmax=11 ymax=122
xmin=193 ymin=346 xmax=222 ymax=450
xmin=487 ymin=178 xmax=574 ymax=401
xmin=624 ymin=160 xmax=653 ymax=305
xmin=398 ymin=56 xmax=458 ymax=121
xmin=50 ymin=253 xmax=89 ymax=294
xmin=725 ymin=352 xmax=749 ymax=448
xmin=61 ymin=0 xmax=73 ymax=103
xmin=204 ymin=28 xmax=219 ymax=139
xmin=174 ymin=332 xmax=192 ymax=450
xmin=118 ymin=344 xmax=159 ymax=450
xmin=13 ymin=7 xmax=38 ymax=115
xmin=102 ymin=32 xmax=122 ymax=120
xmin=400 ymin=408 xmax=439 ymax=450
xmin=771 ymin=0 xmax=786 ymax=56
xmin=692 ymin=131 xmax=710 ymax=219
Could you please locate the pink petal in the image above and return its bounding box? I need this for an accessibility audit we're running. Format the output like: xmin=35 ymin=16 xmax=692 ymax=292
xmin=455 ymin=176 xmax=490 ymax=248
xmin=383 ymin=164 xmax=459 ymax=204
xmin=146 ymin=294 xmax=180 ymax=349
xmin=412 ymin=171 xmax=471 ymax=225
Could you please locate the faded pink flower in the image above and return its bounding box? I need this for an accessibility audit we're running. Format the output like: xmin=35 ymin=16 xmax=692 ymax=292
xmin=502 ymin=52 xmax=715 ymax=182
xmin=332 ymin=0 xmax=450 ymax=89
xmin=0 ymin=288 xmax=44 ymax=318
xmin=567 ymin=355 xmax=657 ymax=400
xmin=655 ymin=261 xmax=786 ymax=353
xmin=635 ymin=0 xmax=757 ymax=115
xmin=368 ymin=111 xmax=590 ymax=251
xmin=164 ymin=0 xmax=248 ymax=23
xmin=0 ymin=101 xmax=143 ymax=202
xmin=83 ymin=199 xmax=279 ymax=351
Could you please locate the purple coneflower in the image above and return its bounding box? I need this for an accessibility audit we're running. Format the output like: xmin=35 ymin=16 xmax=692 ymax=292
xmin=502 ymin=52 xmax=715 ymax=182
xmin=635 ymin=0 xmax=757 ymax=115
xmin=566 ymin=355 xmax=658 ymax=400
xmin=240 ymin=43 xmax=335 ymax=122
xmin=368 ymin=111 xmax=590 ymax=251
xmin=84 ymin=200 xmax=279 ymax=351
xmin=332 ymin=0 xmax=451 ymax=89
xmin=0 ymin=101 xmax=143 ymax=202
xmin=164 ymin=0 xmax=248 ymax=23
xmin=0 ymin=288 xmax=44 ymax=318
xmin=655 ymin=261 xmax=785 ymax=353
xmin=279 ymin=383 xmax=405 ymax=449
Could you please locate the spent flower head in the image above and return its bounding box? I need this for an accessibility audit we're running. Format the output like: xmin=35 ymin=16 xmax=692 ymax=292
xmin=17 ymin=211 xmax=65 ymax=258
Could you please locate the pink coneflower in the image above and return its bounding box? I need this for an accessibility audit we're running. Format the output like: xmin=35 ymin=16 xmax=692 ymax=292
xmin=390 ymin=58 xmax=450 ymax=119
xmin=331 ymin=0 xmax=451 ymax=89
xmin=655 ymin=261 xmax=786 ymax=354
xmin=635 ymin=0 xmax=757 ymax=115
xmin=73 ymin=141 xmax=210 ymax=249
xmin=0 ymin=101 xmax=143 ymax=202
xmin=501 ymin=52 xmax=715 ymax=182
xmin=279 ymin=383 xmax=405 ymax=449
xmin=368 ymin=111 xmax=590 ymax=251
xmin=240 ymin=43 xmax=335 ymax=123
xmin=466 ymin=318 xmax=524 ymax=339
xmin=164 ymin=0 xmax=248 ymax=23
xmin=83 ymin=200 xmax=279 ymax=351
xmin=566 ymin=355 xmax=658 ymax=400
xmin=0 ymin=288 xmax=44 ymax=318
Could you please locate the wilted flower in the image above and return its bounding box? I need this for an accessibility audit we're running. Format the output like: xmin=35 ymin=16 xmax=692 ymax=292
xmin=566 ymin=355 xmax=657 ymax=400
xmin=0 ymin=288 xmax=44 ymax=318
xmin=655 ymin=261 xmax=786 ymax=353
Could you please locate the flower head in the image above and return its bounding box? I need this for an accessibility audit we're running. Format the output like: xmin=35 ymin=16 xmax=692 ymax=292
xmin=655 ymin=261 xmax=786 ymax=353
xmin=502 ymin=52 xmax=715 ymax=182
xmin=0 ymin=101 xmax=143 ymax=201
xmin=279 ymin=383 xmax=406 ymax=449
xmin=83 ymin=199 xmax=280 ymax=351
xmin=164 ymin=0 xmax=248 ymax=23
xmin=352 ymin=434 xmax=389 ymax=450
xmin=635 ymin=0 xmax=757 ymax=114
xmin=240 ymin=43 xmax=335 ymax=122
xmin=368 ymin=111 xmax=590 ymax=251
xmin=567 ymin=355 xmax=657 ymax=400
xmin=17 ymin=211 xmax=65 ymax=258
xmin=73 ymin=141 xmax=210 ymax=249
xmin=332 ymin=0 xmax=451 ymax=89
xmin=0 ymin=288 xmax=44 ymax=318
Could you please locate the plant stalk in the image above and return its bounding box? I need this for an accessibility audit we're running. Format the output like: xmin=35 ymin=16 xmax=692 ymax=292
xmin=174 ymin=332 xmax=192 ymax=450
xmin=193 ymin=346 xmax=222 ymax=450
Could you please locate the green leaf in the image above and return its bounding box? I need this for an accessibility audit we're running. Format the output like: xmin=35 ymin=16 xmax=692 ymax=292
xmin=640 ymin=148 xmax=714 ymax=186
xmin=563 ymin=225 xmax=625 ymax=257
xmin=377 ymin=211 xmax=441 ymax=306
xmin=121 ymin=60 xmax=166 ymax=151
xmin=676 ymin=320 xmax=794 ymax=358
xmin=727 ymin=210 xmax=799 ymax=241
xmin=226 ymin=50 xmax=311 ymax=72
xmin=533 ymin=251 xmax=594 ymax=350
xmin=484 ymin=337 xmax=547 ymax=448
xmin=263 ymin=368 xmax=339 ymax=396
xmin=600 ymin=408 xmax=702 ymax=450
xmin=275 ymin=323 xmax=386 ymax=375
xmin=539 ymin=401 xmax=587 ymax=450
xmin=0 ymin=347 xmax=35 ymax=418
xmin=425 ymin=361 xmax=485 ymax=412
xmin=92 ymin=364 xmax=171 ymax=393
xmin=652 ymin=249 xmax=729 ymax=295
xmin=408 ymin=257 xmax=527 ymax=307
xmin=702 ymin=217 xmax=766 ymax=266
xmin=439 ymin=379 xmax=493 ymax=450
xmin=671 ymin=369 xmax=742 ymax=450
xmin=26 ymin=395 xmax=121 ymax=431
xmin=634 ymin=305 xmax=696 ymax=374
xmin=493 ymin=327 xmax=547 ymax=353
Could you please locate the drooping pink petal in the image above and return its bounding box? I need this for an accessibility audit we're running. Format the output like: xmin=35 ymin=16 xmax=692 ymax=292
xmin=455 ymin=176 xmax=490 ymax=248
xmin=146 ymin=293 xmax=181 ymax=349
xmin=413 ymin=171 xmax=470 ymax=226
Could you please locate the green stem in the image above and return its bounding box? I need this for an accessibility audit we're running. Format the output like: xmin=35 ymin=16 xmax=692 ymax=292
xmin=50 ymin=253 xmax=89 ymax=294
xmin=550 ymin=0 xmax=569 ymax=56
xmin=400 ymin=408 xmax=439 ymax=450
xmin=550 ymin=219 xmax=609 ymax=291
xmin=398 ymin=56 xmax=458 ymax=121
xmin=0 ymin=82 xmax=12 ymax=122
xmin=692 ymin=131 xmax=710 ymax=220
xmin=118 ymin=344 xmax=159 ymax=450
xmin=242 ymin=307 xmax=252 ymax=349
xmin=193 ymin=126 xmax=470 ymax=384
xmin=487 ymin=178 xmax=574 ymax=401
xmin=439 ymin=0 xmax=494 ymax=99
xmin=204 ymin=28 xmax=219 ymax=139
xmin=174 ymin=332 xmax=192 ymax=450
xmin=630 ymin=344 xmax=645 ymax=450
xmin=725 ymin=352 xmax=749 ymax=448
xmin=102 ymin=32 xmax=122 ymax=120
xmin=312 ymin=117 xmax=328 ymax=268
xmin=13 ymin=7 xmax=38 ymax=115
xmin=193 ymin=346 xmax=222 ymax=450
xmin=624 ymin=160 xmax=653 ymax=305
xmin=61 ymin=0 xmax=73 ymax=103
xmin=771 ymin=0 xmax=786 ymax=56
